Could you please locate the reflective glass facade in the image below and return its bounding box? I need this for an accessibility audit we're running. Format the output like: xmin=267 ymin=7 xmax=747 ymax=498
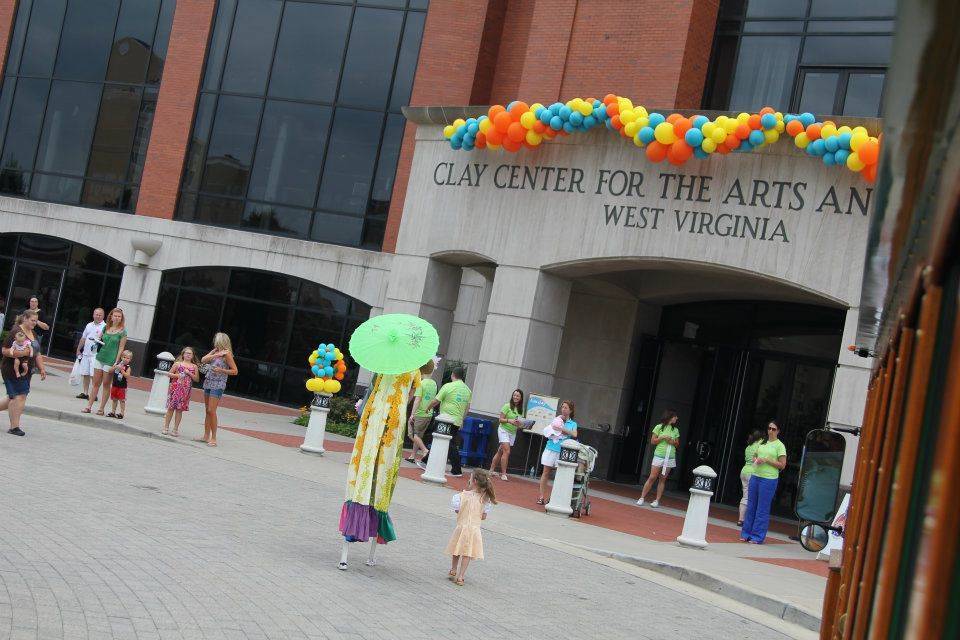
xmin=0 ymin=0 xmax=176 ymax=211
xmin=705 ymin=0 xmax=894 ymax=116
xmin=177 ymin=0 xmax=427 ymax=250
xmin=148 ymin=267 xmax=372 ymax=405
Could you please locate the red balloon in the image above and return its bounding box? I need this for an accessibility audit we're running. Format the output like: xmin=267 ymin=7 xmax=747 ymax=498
xmin=507 ymin=122 xmax=525 ymax=142
xmin=785 ymin=119 xmax=804 ymax=136
xmin=502 ymin=138 xmax=521 ymax=152
xmin=645 ymin=141 xmax=668 ymax=163
xmin=735 ymin=123 xmax=751 ymax=140
xmin=533 ymin=120 xmax=546 ymax=134
xmin=488 ymin=104 xmax=506 ymax=120
xmin=859 ymin=139 xmax=879 ymax=165
xmin=862 ymin=163 xmax=877 ymax=183
xmin=603 ymin=93 xmax=617 ymax=105
xmin=673 ymin=117 xmax=692 ymax=138
xmin=671 ymin=141 xmax=693 ymax=161
xmin=748 ymin=114 xmax=761 ymax=129
xmin=610 ymin=114 xmax=622 ymax=130
xmin=486 ymin=128 xmax=504 ymax=145
xmin=508 ymin=101 xmax=529 ymax=119
xmin=494 ymin=111 xmax=512 ymax=134
xmin=606 ymin=103 xmax=619 ymax=117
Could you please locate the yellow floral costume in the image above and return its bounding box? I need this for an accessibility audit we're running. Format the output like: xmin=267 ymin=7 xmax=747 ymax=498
xmin=339 ymin=370 xmax=420 ymax=543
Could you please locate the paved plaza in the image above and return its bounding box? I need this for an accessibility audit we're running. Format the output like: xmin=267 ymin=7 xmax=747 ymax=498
xmin=0 ymin=415 xmax=813 ymax=640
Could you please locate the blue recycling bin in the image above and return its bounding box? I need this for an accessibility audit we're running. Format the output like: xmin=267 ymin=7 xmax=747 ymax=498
xmin=459 ymin=417 xmax=493 ymax=467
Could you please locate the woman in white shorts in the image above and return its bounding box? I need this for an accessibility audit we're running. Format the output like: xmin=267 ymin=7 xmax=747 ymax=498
xmin=636 ymin=410 xmax=680 ymax=508
xmin=537 ymin=400 xmax=578 ymax=505
xmin=489 ymin=389 xmax=524 ymax=481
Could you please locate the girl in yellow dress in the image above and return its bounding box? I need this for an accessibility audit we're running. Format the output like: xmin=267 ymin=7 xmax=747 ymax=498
xmin=446 ymin=469 xmax=497 ymax=586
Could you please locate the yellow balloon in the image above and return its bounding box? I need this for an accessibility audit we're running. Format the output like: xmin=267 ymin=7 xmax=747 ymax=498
xmin=775 ymin=112 xmax=783 ymax=120
xmin=323 ymin=379 xmax=341 ymax=393
xmin=618 ymin=97 xmax=633 ymax=111
xmin=795 ymin=132 xmax=810 ymax=149
xmin=723 ymin=119 xmax=738 ymax=134
xmin=764 ymin=129 xmax=779 ymax=144
xmin=519 ymin=111 xmax=537 ymax=129
xmin=850 ymin=130 xmax=868 ymax=151
xmin=632 ymin=134 xmax=645 ymax=147
xmin=654 ymin=122 xmax=678 ymax=144
xmin=478 ymin=118 xmax=492 ymax=133
xmin=624 ymin=121 xmax=640 ymax=137
xmin=635 ymin=106 xmax=649 ymax=119
xmin=701 ymin=122 xmax=716 ymax=137
xmin=443 ymin=125 xmax=455 ymax=139
xmin=846 ymin=151 xmax=865 ymax=171
xmin=837 ymin=125 xmax=852 ymax=135
xmin=577 ymin=101 xmax=593 ymax=116
xmin=701 ymin=138 xmax=717 ymax=153
xmin=620 ymin=109 xmax=636 ymax=124
xmin=775 ymin=120 xmax=785 ymax=133
xmin=712 ymin=128 xmax=727 ymax=144
xmin=308 ymin=354 xmax=318 ymax=366
xmin=306 ymin=378 xmax=324 ymax=392
xmin=635 ymin=116 xmax=649 ymax=129
xmin=820 ymin=124 xmax=837 ymax=139
xmin=452 ymin=118 xmax=466 ymax=127
xmin=737 ymin=112 xmax=750 ymax=123
xmin=530 ymin=103 xmax=544 ymax=112
xmin=525 ymin=130 xmax=542 ymax=146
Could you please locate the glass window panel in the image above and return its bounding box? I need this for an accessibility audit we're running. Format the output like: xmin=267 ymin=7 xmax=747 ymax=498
xmin=50 ymin=270 xmax=109 ymax=354
xmin=126 ymin=87 xmax=157 ymax=185
xmin=0 ymin=79 xmax=18 ymax=157
xmin=228 ymin=269 xmax=297 ymax=304
xmin=6 ymin=0 xmax=34 ymax=76
xmin=797 ymin=72 xmax=839 ymax=116
xmin=361 ymin=215 xmax=385 ymax=250
xmin=369 ymin=113 xmax=404 ymax=214
xmin=807 ymin=20 xmax=895 ymax=33
xmin=409 ymin=0 xmax=429 ymax=9
xmin=359 ymin=0 xmax=405 ymax=6
xmin=248 ymin=101 xmax=330 ymax=208
xmin=201 ymin=0 xmax=237 ymax=91
xmin=278 ymin=366 xmax=311 ymax=408
xmin=161 ymin=269 xmax=182 ymax=287
xmin=745 ymin=0 xmax=805 ymax=17
xmin=1 ymin=78 xmax=48 ymax=175
xmin=220 ymin=0 xmax=282 ymax=95
xmin=106 ymin=0 xmax=160 ymax=84
xmin=70 ymin=244 xmax=110 ymax=272
xmin=268 ymin=2 xmax=350 ymax=102
xmin=299 ymin=282 xmax=348 ymax=314
xmin=317 ymin=108 xmax=382 ymax=214
xmin=181 ymin=268 xmax=228 ymax=290
xmin=241 ymin=202 xmax=312 ymax=237
xmin=704 ymin=34 xmax=739 ymax=110
xmin=742 ymin=20 xmax=803 ymax=32
xmin=85 ymin=85 xmax=143 ymax=182
xmin=389 ymin=10 xmax=425 ymax=111
xmin=810 ymin=0 xmax=896 ymax=18
xmin=169 ymin=290 xmax=221 ymax=348
xmin=17 ymin=234 xmax=70 ymax=264
xmin=0 ymin=170 xmax=30 ymax=196
xmin=842 ymin=73 xmax=885 ymax=117
xmin=221 ymin=298 xmax=292 ymax=363
xmin=727 ymin=36 xmax=801 ymax=113
xmin=176 ymin=191 xmax=198 ymax=220
xmin=801 ymin=35 xmax=892 ymax=66
xmin=80 ymin=180 xmax=128 ymax=209
xmin=35 ymin=81 xmax=101 ymax=177
xmin=150 ymin=283 xmax=178 ymax=344
xmin=200 ymin=95 xmax=262 ymax=196
xmin=20 ymin=0 xmax=66 ymax=77
xmin=30 ymin=173 xmax=82 ymax=204
xmin=181 ymin=94 xmax=216 ymax=192
xmin=338 ymin=8 xmax=404 ymax=109
xmin=193 ymin=194 xmax=244 ymax=226
xmin=0 ymin=235 xmax=17 ymax=256
xmin=146 ymin=0 xmax=176 ymax=84
xmin=231 ymin=358 xmax=281 ymax=401
xmin=310 ymin=211 xmax=364 ymax=247
xmin=54 ymin=0 xmax=121 ymax=82
xmin=285 ymin=309 xmax=344 ymax=366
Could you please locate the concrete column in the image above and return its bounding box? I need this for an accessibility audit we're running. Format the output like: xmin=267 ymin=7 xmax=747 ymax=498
xmin=117 ymin=264 xmax=162 ymax=375
xmin=447 ymin=268 xmax=492 ymax=372
xmin=471 ymin=266 xmax=571 ymax=417
xmin=827 ymin=307 xmax=872 ymax=485
xmin=382 ymin=254 xmax=462 ymax=357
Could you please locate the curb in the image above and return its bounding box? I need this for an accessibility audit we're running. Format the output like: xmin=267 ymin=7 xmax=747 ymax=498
xmin=23 ymin=406 xmax=196 ymax=448
xmin=573 ymin=545 xmax=821 ymax=632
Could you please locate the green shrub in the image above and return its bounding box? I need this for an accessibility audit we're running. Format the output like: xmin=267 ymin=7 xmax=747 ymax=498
xmin=326 ymin=422 xmax=359 ymax=439
xmin=328 ymin=396 xmax=360 ymax=426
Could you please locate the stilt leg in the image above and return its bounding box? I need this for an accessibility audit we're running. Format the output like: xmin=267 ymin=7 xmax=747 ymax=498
xmin=365 ymin=537 xmax=378 ymax=566
xmin=338 ymin=541 xmax=349 ymax=570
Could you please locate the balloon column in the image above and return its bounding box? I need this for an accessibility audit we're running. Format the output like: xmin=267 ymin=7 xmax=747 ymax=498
xmin=442 ymin=96 xmax=881 ymax=183
xmin=306 ymin=343 xmax=346 ymax=395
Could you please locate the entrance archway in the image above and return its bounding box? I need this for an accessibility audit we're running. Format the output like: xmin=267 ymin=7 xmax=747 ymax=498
xmin=0 ymin=233 xmax=124 ymax=357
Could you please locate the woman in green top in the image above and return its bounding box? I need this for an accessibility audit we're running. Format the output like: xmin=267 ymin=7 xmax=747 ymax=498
xmin=83 ymin=308 xmax=127 ymax=416
xmin=741 ymin=420 xmax=788 ymax=544
xmin=738 ymin=429 xmax=765 ymax=526
xmin=489 ymin=388 xmax=524 ymax=481
xmin=636 ymin=410 xmax=680 ymax=508
xmin=406 ymin=359 xmax=437 ymax=466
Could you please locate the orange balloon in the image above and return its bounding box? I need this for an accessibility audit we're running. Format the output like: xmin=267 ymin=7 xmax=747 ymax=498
xmin=603 ymin=94 xmax=617 ymax=105
xmin=606 ymin=103 xmax=619 ymax=117
xmin=508 ymin=101 xmax=529 ymax=119
xmin=502 ymin=138 xmax=521 ymax=152
xmin=859 ymin=139 xmax=880 ymax=165
xmin=673 ymin=117 xmax=692 ymax=138
xmin=785 ymin=119 xmax=804 ymax=136
xmin=735 ymin=123 xmax=751 ymax=140
xmin=475 ymin=132 xmax=486 ymax=148
xmin=494 ymin=111 xmax=512 ymax=134
xmin=507 ymin=122 xmax=525 ymax=142
xmin=759 ymin=106 xmax=775 ymax=115
xmin=645 ymin=141 xmax=668 ymax=163
xmin=666 ymin=113 xmax=682 ymax=124
xmin=334 ymin=372 xmax=344 ymax=380
xmin=532 ymin=120 xmax=546 ymax=134
xmin=667 ymin=141 xmax=693 ymax=165
xmin=805 ymin=123 xmax=822 ymax=140
xmin=486 ymin=128 xmax=504 ymax=145
xmin=862 ymin=163 xmax=877 ymax=183
xmin=715 ymin=143 xmax=731 ymax=155
xmin=748 ymin=114 xmax=761 ymax=129
xmin=610 ymin=114 xmax=622 ymax=130
xmin=488 ymin=104 xmax=506 ymax=120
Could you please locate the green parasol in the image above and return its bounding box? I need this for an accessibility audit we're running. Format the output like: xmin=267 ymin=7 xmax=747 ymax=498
xmin=348 ymin=313 xmax=439 ymax=375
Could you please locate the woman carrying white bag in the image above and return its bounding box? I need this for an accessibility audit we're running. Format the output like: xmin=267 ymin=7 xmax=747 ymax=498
xmin=636 ymin=410 xmax=681 ymax=508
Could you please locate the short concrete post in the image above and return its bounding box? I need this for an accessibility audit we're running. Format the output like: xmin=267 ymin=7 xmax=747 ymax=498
xmin=300 ymin=393 xmax=331 ymax=454
xmin=677 ymin=465 xmax=717 ymax=549
xmin=144 ymin=351 xmax=175 ymax=415
xmin=422 ymin=419 xmax=454 ymax=484
xmin=545 ymin=440 xmax=580 ymax=516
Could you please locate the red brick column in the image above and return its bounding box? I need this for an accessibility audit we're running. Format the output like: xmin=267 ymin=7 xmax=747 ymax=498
xmin=0 ymin=1 xmax=19 ymax=75
xmin=136 ymin=0 xmax=217 ymax=219
xmin=675 ymin=0 xmax=720 ymax=109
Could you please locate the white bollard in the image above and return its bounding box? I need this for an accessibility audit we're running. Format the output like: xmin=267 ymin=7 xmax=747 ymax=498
xmin=300 ymin=393 xmax=331 ymax=454
xmin=421 ymin=419 xmax=454 ymax=485
xmin=144 ymin=351 xmax=175 ymax=415
xmin=545 ymin=440 xmax=580 ymax=516
xmin=677 ymin=465 xmax=717 ymax=549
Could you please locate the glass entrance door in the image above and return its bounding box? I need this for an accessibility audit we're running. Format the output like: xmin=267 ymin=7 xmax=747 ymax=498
xmin=7 ymin=263 xmax=63 ymax=353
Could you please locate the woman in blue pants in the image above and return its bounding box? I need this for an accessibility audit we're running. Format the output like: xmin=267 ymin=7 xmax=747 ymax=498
xmin=741 ymin=421 xmax=787 ymax=544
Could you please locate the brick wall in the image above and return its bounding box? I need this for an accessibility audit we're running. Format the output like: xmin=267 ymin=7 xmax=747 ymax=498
xmin=136 ymin=0 xmax=217 ymax=220
xmin=0 ymin=0 xmax=18 ymax=76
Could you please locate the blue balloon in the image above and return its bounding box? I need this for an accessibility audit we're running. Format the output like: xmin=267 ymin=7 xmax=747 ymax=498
xmin=312 ymin=365 xmax=321 ymax=376
xmin=605 ymin=118 xmax=615 ymax=130
xmin=693 ymin=147 xmax=709 ymax=159
xmin=809 ymin=139 xmax=826 ymax=156
xmin=550 ymin=116 xmax=563 ymax=130
xmin=822 ymin=152 xmax=835 ymax=166
xmin=748 ymin=130 xmax=764 ymax=146
xmin=563 ymin=122 xmax=575 ymax=133
xmin=834 ymin=149 xmax=850 ymax=164
xmin=799 ymin=112 xmax=816 ymax=127
xmin=737 ymin=140 xmax=753 ymax=152
xmin=559 ymin=106 xmax=572 ymax=120
xmin=692 ymin=115 xmax=709 ymax=128
xmin=569 ymin=112 xmax=583 ymax=126
xmin=823 ymin=136 xmax=839 ymax=152
xmin=462 ymin=141 xmax=474 ymax=151
xmin=539 ymin=109 xmax=552 ymax=124
xmin=593 ymin=107 xmax=606 ymax=120
xmin=639 ymin=126 xmax=655 ymax=144
xmin=837 ymin=132 xmax=852 ymax=150
xmin=648 ymin=112 xmax=666 ymax=127
xmin=506 ymin=101 xmax=516 ymax=111
xmin=324 ymin=366 xmax=334 ymax=377
xmin=685 ymin=128 xmax=704 ymax=147
xmin=784 ymin=114 xmax=795 ymax=123
xmin=550 ymin=102 xmax=563 ymax=114
xmin=467 ymin=122 xmax=479 ymax=135
xmin=760 ymin=113 xmax=777 ymax=130
xmin=583 ymin=115 xmax=597 ymax=129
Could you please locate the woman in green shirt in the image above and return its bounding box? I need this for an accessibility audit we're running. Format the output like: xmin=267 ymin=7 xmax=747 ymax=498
xmin=738 ymin=429 xmax=765 ymax=526
xmin=83 ymin=308 xmax=127 ymax=416
xmin=488 ymin=388 xmax=524 ymax=481
xmin=636 ymin=410 xmax=680 ymax=508
xmin=741 ymin=420 xmax=788 ymax=544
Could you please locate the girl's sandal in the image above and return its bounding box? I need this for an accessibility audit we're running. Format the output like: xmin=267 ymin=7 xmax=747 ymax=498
xmin=116 ymin=414 xmax=123 ymax=420
xmin=207 ymin=441 xmax=217 ymax=447
xmin=81 ymin=407 xmax=91 ymax=414
xmin=171 ymin=430 xmax=180 ymax=437
xmin=106 ymin=413 xmax=116 ymax=418
xmin=454 ymin=578 xmax=464 ymax=586
xmin=447 ymin=570 xmax=457 ymax=580
xmin=161 ymin=428 xmax=169 ymax=435
xmin=536 ymin=498 xmax=545 ymax=505
xmin=96 ymin=410 xmax=105 ymax=416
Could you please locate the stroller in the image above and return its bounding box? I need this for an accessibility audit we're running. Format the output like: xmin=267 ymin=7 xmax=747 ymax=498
xmin=569 ymin=442 xmax=598 ymax=518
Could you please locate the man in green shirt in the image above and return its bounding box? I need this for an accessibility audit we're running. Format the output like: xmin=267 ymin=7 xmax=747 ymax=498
xmin=425 ymin=366 xmax=471 ymax=477
xmin=406 ymin=360 xmax=437 ymax=467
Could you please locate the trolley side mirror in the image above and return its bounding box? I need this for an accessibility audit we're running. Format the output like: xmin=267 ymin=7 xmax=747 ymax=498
xmin=795 ymin=429 xmax=846 ymax=523
xmin=799 ymin=522 xmax=830 ymax=552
